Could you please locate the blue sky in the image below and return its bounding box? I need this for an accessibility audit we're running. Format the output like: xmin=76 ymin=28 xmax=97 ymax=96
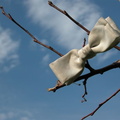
xmin=0 ymin=0 xmax=120 ymax=120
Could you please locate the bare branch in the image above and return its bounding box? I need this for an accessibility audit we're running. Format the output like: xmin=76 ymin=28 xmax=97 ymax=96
xmin=82 ymin=38 xmax=87 ymax=47
xmin=82 ymin=38 xmax=95 ymax=72
xmin=81 ymin=89 xmax=120 ymax=120
xmin=81 ymin=79 xmax=88 ymax=103
xmin=0 ymin=6 xmax=63 ymax=57
xmin=48 ymin=60 xmax=120 ymax=92
xmin=85 ymin=60 xmax=95 ymax=72
xmin=48 ymin=1 xmax=90 ymax=34
xmin=114 ymin=46 xmax=120 ymax=51
xmin=48 ymin=1 xmax=120 ymax=50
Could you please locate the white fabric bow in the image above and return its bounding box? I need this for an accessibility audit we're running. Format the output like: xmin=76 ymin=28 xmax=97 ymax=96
xmin=49 ymin=17 xmax=120 ymax=85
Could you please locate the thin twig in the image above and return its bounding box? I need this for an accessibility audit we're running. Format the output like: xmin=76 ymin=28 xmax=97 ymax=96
xmin=48 ymin=1 xmax=120 ymax=50
xmin=82 ymin=38 xmax=87 ymax=47
xmin=76 ymin=60 xmax=120 ymax=82
xmin=82 ymin=38 xmax=95 ymax=72
xmin=81 ymin=79 xmax=88 ymax=103
xmin=85 ymin=60 xmax=95 ymax=72
xmin=48 ymin=1 xmax=90 ymax=34
xmin=48 ymin=60 xmax=120 ymax=92
xmin=0 ymin=6 xmax=63 ymax=57
xmin=114 ymin=46 xmax=120 ymax=51
xmin=81 ymin=89 xmax=120 ymax=120
xmin=48 ymin=80 xmax=65 ymax=92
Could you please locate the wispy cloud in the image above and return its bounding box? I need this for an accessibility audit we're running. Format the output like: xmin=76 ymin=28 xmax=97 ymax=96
xmin=42 ymin=53 xmax=50 ymax=65
xmin=0 ymin=111 xmax=32 ymax=120
xmin=24 ymin=0 xmax=101 ymax=50
xmin=20 ymin=117 xmax=30 ymax=120
xmin=0 ymin=112 xmax=15 ymax=120
xmin=0 ymin=113 xmax=6 ymax=120
xmin=96 ymin=49 xmax=118 ymax=63
xmin=0 ymin=26 xmax=19 ymax=72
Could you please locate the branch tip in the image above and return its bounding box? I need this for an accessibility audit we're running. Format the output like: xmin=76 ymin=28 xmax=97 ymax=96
xmin=0 ymin=6 xmax=3 ymax=9
xmin=116 ymin=60 xmax=120 ymax=63
xmin=48 ymin=87 xmax=56 ymax=92
xmin=48 ymin=1 xmax=90 ymax=34
xmin=48 ymin=1 xmax=53 ymax=6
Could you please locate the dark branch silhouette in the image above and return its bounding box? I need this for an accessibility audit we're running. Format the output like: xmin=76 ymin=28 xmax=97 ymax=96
xmin=0 ymin=6 xmax=63 ymax=57
xmin=48 ymin=60 xmax=120 ymax=92
xmin=115 ymin=46 xmax=120 ymax=51
xmin=81 ymin=89 xmax=120 ymax=120
xmin=48 ymin=1 xmax=90 ymax=34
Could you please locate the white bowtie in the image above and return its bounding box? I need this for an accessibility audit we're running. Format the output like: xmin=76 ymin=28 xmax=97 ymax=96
xmin=49 ymin=17 xmax=120 ymax=85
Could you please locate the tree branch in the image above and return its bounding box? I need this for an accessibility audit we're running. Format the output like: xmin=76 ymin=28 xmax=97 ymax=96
xmin=82 ymin=38 xmax=95 ymax=72
xmin=114 ymin=46 xmax=120 ymax=51
xmin=0 ymin=6 xmax=63 ymax=57
xmin=48 ymin=60 xmax=120 ymax=92
xmin=81 ymin=89 xmax=120 ymax=120
xmin=76 ymin=60 xmax=120 ymax=82
xmin=81 ymin=79 xmax=88 ymax=103
xmin=48 ymin=1 xmax=90 ymax=34
xmin=48 ymin=1 xmax=120 ymax=50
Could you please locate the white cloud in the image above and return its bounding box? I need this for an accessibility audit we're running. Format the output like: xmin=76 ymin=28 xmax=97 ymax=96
xmin=42 ymin=54 xmax=50 ymax=64
xmin=0 ymin=112 xmax=16 ymax=120
xmin=20 ymin=117 xmax=29 ymax=120
xmin=0 ymin=113 xmax=6 ymax=120
xmin=96 ymin=49 xmax=118 ymax=63
xmin=7 ymin=112 xmax=15 ymax=118
xmin=0 ymin=26 xmax=19 ymax=72
xmin=24 ymin=0 xmax=101 ymax=50
xmin=0 ymin=111 xmax=32 ymax=120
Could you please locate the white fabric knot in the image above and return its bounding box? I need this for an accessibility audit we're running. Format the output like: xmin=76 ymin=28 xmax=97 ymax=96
xmin=49 ymin=17 xmax=120 ymax=85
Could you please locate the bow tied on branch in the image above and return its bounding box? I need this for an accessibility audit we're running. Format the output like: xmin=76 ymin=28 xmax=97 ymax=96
xmin=0 ymin=2 xmax=120 ymax=120
xmin=49 ymin=17 xmax=120 ymax=85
